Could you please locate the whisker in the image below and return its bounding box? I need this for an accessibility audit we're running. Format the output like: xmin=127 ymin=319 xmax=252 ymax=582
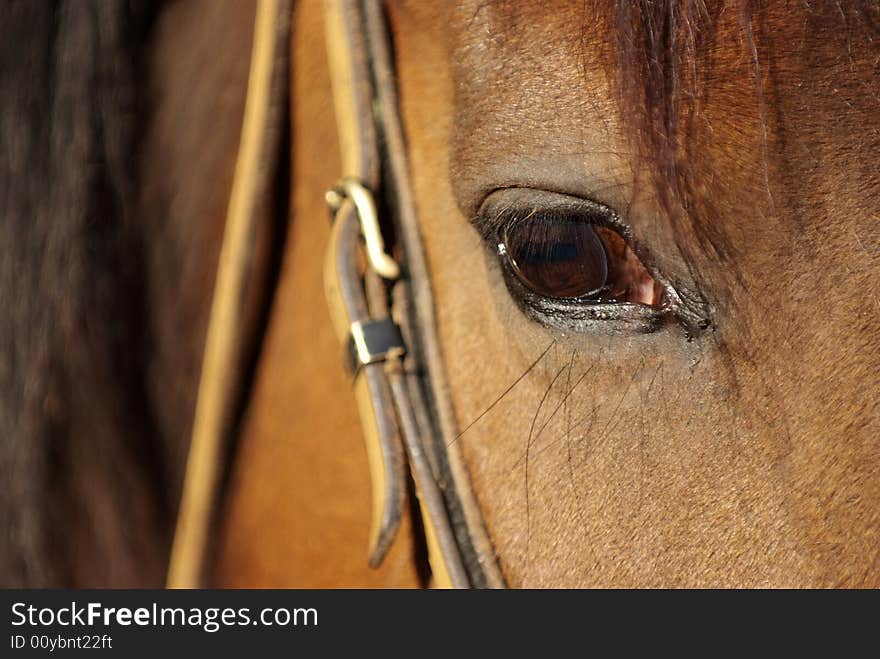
xmin=591 ymin=357 xmax=646 ymax=448
xmin=565 ymin=353 xmax=589 ymax=529
xmin=447 ymin=340 xmax=555 ymax=447
xmin=524 ymin=361 xmax=568 ymax=567
xmin=506 ymin=361 xmax=593 ymax=473
xmin=518 ymin=358 xmax=645 ymax=469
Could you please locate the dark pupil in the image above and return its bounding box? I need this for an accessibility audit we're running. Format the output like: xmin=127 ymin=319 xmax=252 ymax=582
xmin=504 ymin=217 xmax=608 ymax=299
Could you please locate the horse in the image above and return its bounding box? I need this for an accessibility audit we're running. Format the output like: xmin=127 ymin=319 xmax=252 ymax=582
xmin=2 ymin=0 xmax=878 ymax=587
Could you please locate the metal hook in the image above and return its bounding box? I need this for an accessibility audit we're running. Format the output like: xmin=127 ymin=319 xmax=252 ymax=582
xmin=326 ymin=177 xmax=400 ymax=280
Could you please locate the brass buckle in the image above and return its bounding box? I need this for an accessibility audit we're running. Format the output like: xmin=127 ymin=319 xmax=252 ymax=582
xmin=325 ymin=177 xmax=399 ymax=279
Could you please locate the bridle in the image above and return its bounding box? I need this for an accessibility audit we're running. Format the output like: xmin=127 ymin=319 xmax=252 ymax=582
xmin=322 ymin=0 xmax=503 ymax=588
xmin=167 ymin=0 xmax=504 ymax=588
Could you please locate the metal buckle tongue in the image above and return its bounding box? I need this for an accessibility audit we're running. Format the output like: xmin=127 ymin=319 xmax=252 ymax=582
xmin=326 ymin=178 xmax=399 ymax=279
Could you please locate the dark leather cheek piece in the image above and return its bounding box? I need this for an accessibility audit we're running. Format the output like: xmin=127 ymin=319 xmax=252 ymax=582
xmin=323 ymin=0 xmax=505 ymax=588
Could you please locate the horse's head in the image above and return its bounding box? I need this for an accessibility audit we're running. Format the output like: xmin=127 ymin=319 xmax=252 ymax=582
xmin=8 ymin=0 xmax=872 ymax=588
xmin=382 ymin=0 xmax=880 ymax=586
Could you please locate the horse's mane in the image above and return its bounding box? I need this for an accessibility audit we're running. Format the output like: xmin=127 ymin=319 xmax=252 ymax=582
xmin=0 ymin=1 xmax=164 ymax=586
xmin=608 ymin=0 xmax=880 ymax=266
xmin=609 ymin=0 xmax=734 ymax=263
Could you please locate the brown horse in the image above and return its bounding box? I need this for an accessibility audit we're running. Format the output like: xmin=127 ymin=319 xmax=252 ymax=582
xmin=2 ymin=0 xmax=878 ymax=587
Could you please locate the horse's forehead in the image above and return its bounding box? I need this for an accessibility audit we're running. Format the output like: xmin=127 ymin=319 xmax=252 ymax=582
xmin=393 ymin=1 xmax=628 ymax=219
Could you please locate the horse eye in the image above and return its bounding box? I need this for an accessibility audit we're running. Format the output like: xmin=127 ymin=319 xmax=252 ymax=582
xmin=501 ymin=217 xmax=608 ymax=299
xmin=498 ymin=214 xmax=664 ymax=306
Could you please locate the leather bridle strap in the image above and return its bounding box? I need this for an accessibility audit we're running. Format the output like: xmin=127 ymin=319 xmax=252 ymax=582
xmin=167 ymin=0 xmax=505 ymax=590
xmin=166 ymin=0 xmax=291 ymax=589
xmin=323 ymin=0 xmax=505 ymax=588
xmin=323 ymin=0 xmax=466 ymax=588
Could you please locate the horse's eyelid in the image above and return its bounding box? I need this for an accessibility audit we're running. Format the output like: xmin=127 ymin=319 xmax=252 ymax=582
xmin=471 ymin=205 xmax=532 ymax=243
xmin=473 ymin=200 xmax=626 ymax=247
xmin=474 ymin=206 xmax=579 ymax=243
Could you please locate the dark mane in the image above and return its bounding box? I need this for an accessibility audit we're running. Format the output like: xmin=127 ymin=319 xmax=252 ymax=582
xmin=607 ymin=0 xmax=880 ymax=266
xmin=609 ymin=0 xmax=729 ymax=262
xmin=0 ymin=1 xmax=165 ymax=586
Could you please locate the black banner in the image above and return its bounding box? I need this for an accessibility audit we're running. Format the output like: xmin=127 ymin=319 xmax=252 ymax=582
xmin=1 ymin=589 xmax=874 ymax=655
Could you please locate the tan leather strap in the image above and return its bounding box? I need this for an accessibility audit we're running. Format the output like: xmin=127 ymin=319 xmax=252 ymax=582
xmin=166 ymin=0 xmax=291 ymax=589
xmin=324 ymin=188 xmax=408 ymax=567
